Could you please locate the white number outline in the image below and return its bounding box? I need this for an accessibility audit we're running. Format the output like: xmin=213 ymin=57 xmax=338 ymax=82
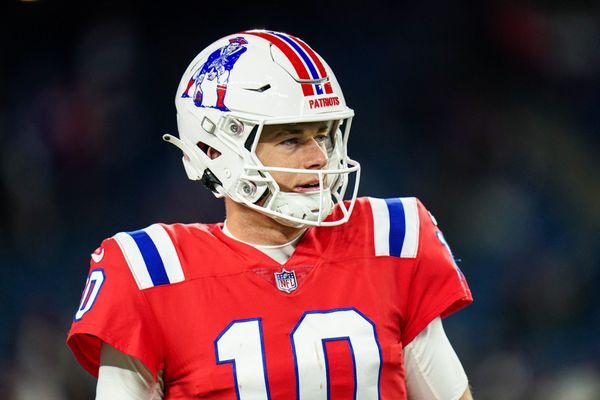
xmin=214 ymin=317 xmax=271 ymax=400
xmin=74 ymin=268 xmax=105 ymax=321
xmin=291 ymin=308 xmax=382 ymax=400
xmin=215 ymin=308 xmax=382 ymax=400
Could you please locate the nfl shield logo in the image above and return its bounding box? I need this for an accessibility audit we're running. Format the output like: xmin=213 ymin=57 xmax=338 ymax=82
xmin=274 ymin=268 xmax=298 ymax=293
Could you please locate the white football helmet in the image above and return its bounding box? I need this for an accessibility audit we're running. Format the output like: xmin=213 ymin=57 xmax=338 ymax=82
xmin=164 ymin=30 xmax=361 ymax=227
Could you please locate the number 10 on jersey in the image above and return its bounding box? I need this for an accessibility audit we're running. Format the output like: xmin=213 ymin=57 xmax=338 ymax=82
xmin=215 ymin=308 xmax=382 ymax=399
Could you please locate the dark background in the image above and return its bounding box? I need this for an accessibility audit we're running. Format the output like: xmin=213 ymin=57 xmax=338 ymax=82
xmin=1 ymin=1 xmax=599 ymax=398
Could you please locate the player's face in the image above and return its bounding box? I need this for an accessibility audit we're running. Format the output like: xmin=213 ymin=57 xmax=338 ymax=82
xmin=256 ymin=121 xmax=334 ymax=193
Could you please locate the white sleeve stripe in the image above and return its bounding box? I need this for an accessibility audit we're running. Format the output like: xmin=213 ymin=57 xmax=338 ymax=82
xmin=368 ymin=197 xmax=390 ymax=256
xmin=144 ymin=224 xmax=185 ymax=284
xmin=400 ymin=197 xmax=419 ymax=258
xmin=368 ymin=197 xmax=420 ymax=258
xmin=114 ymin=232 xmax=154 ymax=290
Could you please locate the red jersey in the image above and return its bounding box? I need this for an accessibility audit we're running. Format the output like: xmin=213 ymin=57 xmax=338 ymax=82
xmin=67 ymin=197 xmax=472 ymax=399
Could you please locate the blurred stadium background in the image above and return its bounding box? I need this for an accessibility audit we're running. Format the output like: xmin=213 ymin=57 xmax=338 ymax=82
xmin=1 ymin=1 xmax=599 ymax=399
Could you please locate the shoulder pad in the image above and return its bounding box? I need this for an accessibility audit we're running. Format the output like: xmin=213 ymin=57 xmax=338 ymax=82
xmin=367 ymin=197 xmax=420 ymax=258
xmin=113 ymin=223 xmax=185 ymax=289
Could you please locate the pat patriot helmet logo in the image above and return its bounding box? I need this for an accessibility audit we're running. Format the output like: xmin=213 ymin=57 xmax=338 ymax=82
xmin=181 ymin=36 xmax=248 ymax=111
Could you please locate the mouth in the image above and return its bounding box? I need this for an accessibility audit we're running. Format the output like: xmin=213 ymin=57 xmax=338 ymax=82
xmin=294 ymin=180 xmax=321 ymax=193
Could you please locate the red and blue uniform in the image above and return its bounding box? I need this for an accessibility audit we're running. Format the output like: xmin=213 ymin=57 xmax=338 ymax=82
xmin=67 ymin=197 xmax=472 ymax=399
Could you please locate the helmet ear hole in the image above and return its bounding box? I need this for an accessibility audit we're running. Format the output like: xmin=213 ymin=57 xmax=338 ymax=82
xmin=197 ymin=142 xmax=222 ymax=160
xmin=196 ymin=141 xmax=209 ymax=154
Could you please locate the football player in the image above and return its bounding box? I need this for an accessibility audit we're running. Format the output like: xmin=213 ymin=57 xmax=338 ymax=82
xmin=67 ymin=30 xmax=474 ymax=399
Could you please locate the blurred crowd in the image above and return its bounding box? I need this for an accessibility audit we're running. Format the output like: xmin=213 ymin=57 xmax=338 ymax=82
xmin=1 ymin=1 xmax=598 ymax=399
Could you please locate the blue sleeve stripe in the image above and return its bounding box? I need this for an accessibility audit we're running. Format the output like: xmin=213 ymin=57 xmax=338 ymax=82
xmin=384 ymin=198 xmax=406 ymax=257
xmin=127 ymin=229 xmax=170 ymax=286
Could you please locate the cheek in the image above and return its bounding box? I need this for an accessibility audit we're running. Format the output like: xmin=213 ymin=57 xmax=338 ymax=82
xmin=257 ymin=148 xmax=294 ymax=168
xmin=255 ymin=147 xmax=303 ymax=191
xmin=269 ymin=170 xmax=296 ymax=187
xmin=256 ymin=145 xmax=276 ymax=166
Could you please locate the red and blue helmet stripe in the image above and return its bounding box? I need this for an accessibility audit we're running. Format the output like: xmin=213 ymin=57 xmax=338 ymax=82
xmin=241 ymin=30 xmax=334 ymax=97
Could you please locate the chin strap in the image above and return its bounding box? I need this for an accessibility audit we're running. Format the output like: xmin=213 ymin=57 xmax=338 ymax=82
xmin=268 ymin=189 xmax=334 ymax=227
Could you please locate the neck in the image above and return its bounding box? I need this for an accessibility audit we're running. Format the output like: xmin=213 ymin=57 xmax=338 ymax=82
xmin=224 ymin=198 xmax=306 ymax=246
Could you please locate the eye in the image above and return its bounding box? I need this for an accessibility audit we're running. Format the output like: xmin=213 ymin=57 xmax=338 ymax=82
xmin=280 ymin=137 xmax=299 ymax=146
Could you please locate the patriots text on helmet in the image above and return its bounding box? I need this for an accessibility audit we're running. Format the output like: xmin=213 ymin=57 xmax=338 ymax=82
xmin=308 ymin=96 xmax=341 ymax=109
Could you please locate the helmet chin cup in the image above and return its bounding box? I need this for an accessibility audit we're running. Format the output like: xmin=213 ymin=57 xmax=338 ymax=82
xmin=270 ymin=190 xmax=334 ymax=228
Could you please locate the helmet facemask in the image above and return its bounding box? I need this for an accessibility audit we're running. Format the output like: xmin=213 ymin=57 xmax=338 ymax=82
xmin=165 ymin=114 xmax=360 ymax=228
xmin=240 ymin=117 xmax=360 ymax=228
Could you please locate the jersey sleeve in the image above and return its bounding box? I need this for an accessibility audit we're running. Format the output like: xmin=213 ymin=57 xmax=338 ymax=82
xmin=66 ymin=237 xmax=163 ymax=379
xmin=401 ymin=199 xmax=473 ymax=346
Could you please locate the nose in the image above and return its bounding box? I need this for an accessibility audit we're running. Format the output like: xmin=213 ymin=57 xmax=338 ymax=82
xmin=302 ymin=138 xmax=328 ymax=170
